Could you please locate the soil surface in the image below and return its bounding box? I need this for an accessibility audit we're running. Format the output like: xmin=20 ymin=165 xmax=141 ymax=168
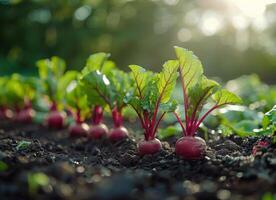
xmin=0 ymin=120 xmax=276 ymax=200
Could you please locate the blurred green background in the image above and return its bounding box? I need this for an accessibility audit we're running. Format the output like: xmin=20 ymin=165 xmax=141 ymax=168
xmin=1 ymin=0 xmax=276 ymax=83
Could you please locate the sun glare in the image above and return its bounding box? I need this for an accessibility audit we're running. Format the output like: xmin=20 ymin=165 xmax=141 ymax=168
xmin=227 ymin=0 xmax=276 ymax=18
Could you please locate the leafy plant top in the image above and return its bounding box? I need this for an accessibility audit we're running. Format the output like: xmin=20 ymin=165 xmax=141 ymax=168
xmin=36 ymin=56 xmax=66 ymax=103
xmin=63 ymin=71 xmax=89 ymax=120
xmin=257 ymin=105 xmax=276 ymax=138
xmin=125 ymin=60 xmax=178 ymax=140
xmin=174 ymin=46 xmax=242 ymax=136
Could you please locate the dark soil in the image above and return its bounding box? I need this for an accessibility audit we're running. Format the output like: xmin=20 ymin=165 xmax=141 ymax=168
xmin=0 ymin=120 xmax=276 ymax=200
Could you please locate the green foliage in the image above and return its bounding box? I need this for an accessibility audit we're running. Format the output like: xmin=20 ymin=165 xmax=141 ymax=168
xmin=81 ymin=53 xmax=112 ymax=76
xmin=28 ymin=172 xmax=50 ymax=195
xmin=156 ymin=60 xmax=179 ymax=103
xmin=81 ymin=70 xmax=111 ymax=107
xmin=262 ymin=105 xmax=276 ymax=129
xmin=187 ymin=77 xmax=219 ymax=117
xmin=36 ymin=56 xmax=66 ymax=102
xmin=108 ymin=69 xmax=134 ymax=110
xmin=0 ymin=74 xmax=43 ymax=110
xmin=80 ymin=53 xmax=113 ymax=107
xmin=0 ymin=161 xmax=8 ymax=172
xmin=128 ymin=64 xmax=153 ymax=98
xmin=126 ymin=62 xmax=178 ymax=115
xmin=212 ymin=89 xmax=242 ymax=105
xmin=216 ymin=105 xmax=276 ymax=138
xmin=262 ymin=192 xmax=276 ymax=200
xmin=16 ymin=140 xmax=31 ymax=151
xmin=80 ymin=53 xmax=132 ymax=112
xmin=258 ymin=105 xmax=276 ymax=137
xmin=125 ymin=61 xmax=178 ymax=139
xmin=217 ymin=105 xmax=262 ymax=137
xmin=219 ymin=120 xmax=259 ymax=137
xmin=226 ymin=74 xmax=276 ymax=111
xmin=5 ymin=74 xmax=25 ymax=107
xmin=0 ymin=77 xmax=9 ymax=106
xmin=174 ymin=46 xmax=242 ymax=136
xmin=64 ymin=71 xmax=89 ymax=117
xmin=158 ymin=124 xmax=182 ymax=140
xmin=175 ymin=46 xmax=203 ymax=91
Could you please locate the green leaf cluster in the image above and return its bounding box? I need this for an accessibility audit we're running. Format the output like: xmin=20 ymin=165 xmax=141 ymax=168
xmin=36 ymin=56 xmax=66 ymax=102
xmin=5 ymin=74 xmax=25 ymax=107
xmin=0 ymin=77 xmax=9 ymax=106
xmin=0 ymin=74 xmax=43 ymax=109
xmin=80 ymin=53 xmax=132 ymax=112
xmin=226 ymin=74 xmax=276 ymax=111
xmin=174 ymin=47 xmax=242 ymax=137
xmin=28 ymin=172 xmax=50 ymax=195
xmin=124 ymin=61 xmax=178 ymax=139
xmin=63 ymin=70 xmax=89 ymax=117
xmin=260 ymin=105 xmax=276 ymax=136
xmin=126 ymin=61 xmax=178 ymax=116
xmin=175 ymin=46 xmax=242 ymax=118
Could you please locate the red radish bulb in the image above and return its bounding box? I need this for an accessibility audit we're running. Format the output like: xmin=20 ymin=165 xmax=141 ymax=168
xmin=88 ymin=123 xmax=108 ymax=139
xmin=69 ymin=122 xmax=89 ymax=137
xmin=108 ymin=107 xmax=128 ymax=141
xmin=16 ymin=108 xmax=35 ymax=123
xmin=175 ymin=136 xmax=206 ymax=160
xmin=88 ymin=106 xmax=108 ymax=139
xmin=47 ymin=110 xmax=66 ymax=129
xmin=108 ymin=126 xmax=128 ymax=141
xmin=69 ymin=109 xmax=88 ymax=137
xmin=0 ymin=107 xmax=5 ymax=119
xmin=138 ymin=138 xmax=162 ymax=155
xmin=47 ymin=102 xmax=66 ymax=129
xmin=0 ymin=107 xmax=13 ymax=119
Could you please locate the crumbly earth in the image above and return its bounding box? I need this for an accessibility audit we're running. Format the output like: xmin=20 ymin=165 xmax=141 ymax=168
xmin=0 ymin=120 xmax=275 ymax=200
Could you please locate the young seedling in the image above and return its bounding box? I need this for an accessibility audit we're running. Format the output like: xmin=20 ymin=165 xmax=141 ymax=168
xmin=80 ymin=53 xmax=115 ymax=139
xmin=81 ymin=68 xmax=133 ymax=141
xmin=125 ymin=61 xmax=178 ymax=155
xmin=64 ymin=71 xmax=90 ymax=137
xmin=173 ymin=47 xmax=242 ymax=159
xmin=37 ymin=57 xmax=67 ymax=129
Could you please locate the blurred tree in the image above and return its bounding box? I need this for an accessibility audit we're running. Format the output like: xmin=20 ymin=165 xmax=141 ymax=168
xmin=0 ymin=0 xmax=276 ymax=83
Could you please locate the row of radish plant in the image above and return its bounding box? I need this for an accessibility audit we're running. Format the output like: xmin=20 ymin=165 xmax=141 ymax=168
xmin=0 ymin=47 xmax=243 ymax=159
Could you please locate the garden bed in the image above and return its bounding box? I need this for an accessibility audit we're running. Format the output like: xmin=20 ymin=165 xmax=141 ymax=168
xmin=0 ymin=120 xmax=275 ymax=200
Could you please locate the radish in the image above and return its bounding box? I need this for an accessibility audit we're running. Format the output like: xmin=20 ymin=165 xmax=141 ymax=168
xmin=69 ymin=108 xmax=89 ymax=137
xmin=88 ymin=106 xmax=108 ymax=139
xmin=175 ymin=136 xmax=206 ymax=159
xmin=47 ymin=102 xmax=66 ymax=129
xmin=138 ymin=138 xmax=162 ymax=155
xmin=69 ymin=122 xmax=89 ymax=137
xmin=0 ymin=106 xmax=12 ymax=120
xmin=80 ymin=56 xmax=132 ymax=141
xmin=108 ymin=126 xmax=129 ymax=141
xmin=88 ymin=123 xmax=109 ymax=139
xmin=16 ymin=102 xmax=35 ymax=123
xmin=125 ymin=62 xmax=179 ymax=155
xmin=108 ymin=107 xmax=128 ymax=141
xmin=37 ymin=56 xmax=68 ymax=129
xmin=173 ymin=46 xmax=242 ymax=159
